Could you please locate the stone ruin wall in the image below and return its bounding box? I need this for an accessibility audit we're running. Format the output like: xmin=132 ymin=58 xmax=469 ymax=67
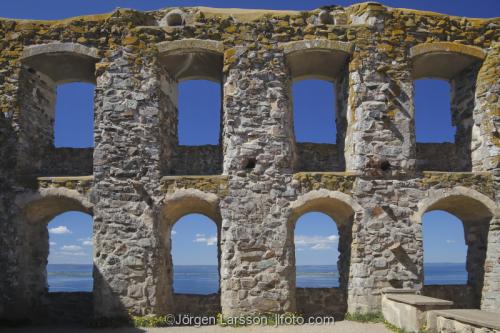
xmin=0 ymin=2 xmax=498 ymax=323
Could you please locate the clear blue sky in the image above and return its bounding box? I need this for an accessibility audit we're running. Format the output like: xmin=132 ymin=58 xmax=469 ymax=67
xmin=13 ymin=0 xmax=488 ymax=270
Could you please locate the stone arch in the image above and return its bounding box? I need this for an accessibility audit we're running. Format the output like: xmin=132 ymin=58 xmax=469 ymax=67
xmin=410 ymin=42 xmax=485 ymax=80
xmin=16 ymin=187 xmax=93 ymax=224
xmin=21 ymin=42 xmax=100 ymax=84
xmin=158 ymin=189 xmax=222 ymax=313
xmin=157 ymin=39 xmax=224 ymax=82
xmin=288 ymin=190 xmax=362 ymax=316
xmin=281 ymin=39 xmax=353 ymax=82
xmin=289 ymin=189 xmax=361 ymax=226
xmin=14 ymin=188 xmax=94 ymax=313
xmin=413 ymin=186 xmax=496 ymax=224
xmin=160 ymin=188 xmax=221 ymax=226
xmin=413 ymin=186 xmax=497 ymax=309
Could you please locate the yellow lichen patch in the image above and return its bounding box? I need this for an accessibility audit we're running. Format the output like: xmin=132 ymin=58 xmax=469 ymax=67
xmin=293 ymin=172 xmax=358 ymax=194
xmin=123 ymin=36 xmax=139 ymax=45
xmin=377 ymin=43 xmax=394 ymax=53
xmin=224 ymin=25 xmax=237 ymax=33
xmin=161 ymin=175 xmax=229 ymax=197
xmin=36 ymin=175 xmax=94 ymax=193
xmin=195 ymin=7 xmax=300 ymax=23
xmin=420 ymin=171 xmax=494 ymax=199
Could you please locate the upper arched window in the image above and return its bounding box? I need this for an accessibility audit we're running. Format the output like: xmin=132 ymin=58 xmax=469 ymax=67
xmin=282 ymin=40 xmax=353 ymax=172
xmin=411 ymin=42 xmax=485 ymax=172
xmin=157 ymin=39 xmax=223 ymax=176
xmin=19 ymin=43 xmax=98 ymax=175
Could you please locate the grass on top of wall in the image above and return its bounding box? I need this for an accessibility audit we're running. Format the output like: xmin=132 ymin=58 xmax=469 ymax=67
xmin=345 ymin=312 xmax=428 ymax=333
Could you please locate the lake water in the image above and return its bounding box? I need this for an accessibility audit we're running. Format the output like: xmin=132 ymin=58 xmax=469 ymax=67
xmin=47 ymin=263 xmax=467 ymax=293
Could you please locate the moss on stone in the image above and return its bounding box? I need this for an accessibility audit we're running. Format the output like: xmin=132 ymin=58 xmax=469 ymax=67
xmin=420 ymin=171 xmax=494 ymax=199
xmin=161 ymin=175 xmax=229 ymax=197
xmin=293 ymin=172 xmax=357 ymax=194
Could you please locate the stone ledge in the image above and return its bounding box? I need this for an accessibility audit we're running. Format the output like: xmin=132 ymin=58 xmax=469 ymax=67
xmin=37 ymin=175 xmax=94 ymax=182
xmin=161 ymin=175 xmax=229 ymax=196
xmin=293 ymin=172 xmax=359 ymax=194
xmin=21 ymin=42 xmax=100 ymax=60
xmin=293 ymin=171 xmax=360 ymax=177
xmin=431 ymin=309 xmax=500 ymax=331
xmin=36 ymin=175 xmax=94 ymax=191
xmin=382 ymin=293 xmax=454 ymax=332
xmin=280 ymin=39 xmax=354 ymax=55
xmin=161 ymin=175 xmax=228 ymax=180
xmin=157 ymin=38 xmax=224 ymax=55
xmin=422 ymin=171 xmax=492 ymax=176
xmin=410 ymin=42 xmax=486 ymax=60
xmin=385 ymin=294 xmax=453 ymax=306
xmin=419 ymin=171 xmax=494 ymax=199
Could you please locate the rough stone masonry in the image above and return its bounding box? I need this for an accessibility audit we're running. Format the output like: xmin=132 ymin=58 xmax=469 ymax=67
xmin=0 ymin=2 xmax=498 ymax=323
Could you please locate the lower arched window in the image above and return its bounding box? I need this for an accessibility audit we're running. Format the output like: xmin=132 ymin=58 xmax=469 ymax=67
xmin=47 ymin=211 xmax=93 ymax=292
xmin=171 ymin=213 xmax=219 ymax=294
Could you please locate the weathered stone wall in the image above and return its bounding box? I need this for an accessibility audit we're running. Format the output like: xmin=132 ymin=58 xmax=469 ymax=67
xmin=422 ymin=285 xmax=476 ymax=309
xmin=172 ymin=145 xmax=222 ymax=175
xmin=16 ymin=67 xmax=56 ymax=175
xmin=45 ymin=292 xmax=93 ymax=324
xmin=40 ymin=148 xmax=93 ymax=176
xmin=416 ymin=143 xmax=461 ymax=172
xmin=295 ymin=143 xmax=342 ymax=172
xmin=296 ymin=288 xmax=346 ymax=318
xmin=0 ymin=2 xmax=498 ymax=324
xmin=173 ymin=294 xmax=221 ymax=315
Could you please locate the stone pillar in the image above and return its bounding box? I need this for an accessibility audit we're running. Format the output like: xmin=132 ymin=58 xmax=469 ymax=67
xmin=463 ymin=220 xmax=489 ymax=308
xmin=350 ymin=179 xmax=421 ymax=313
xmin=472 ymin=42 xmax=500 ymax=313
xmin=451 ymin=64 xmax=480 ymax=172
xmin=0 ymin=114 xmax=20 ymax=320
xmin=92 ymin=38 xmax=169 ymax=317
xmin=15 ymin=67 xmax=56 ymax=175
xmin=344 ymin=8 xmax=415 ymax=176
xmin=471 ymin=42 xmax=500 ymax=173
xmin=345 ymin=5 xmax=419 ymax=314
xmin=481 ymin=217 xmax=500 ymax=312
xmin=1 ymin=64 xmax=56 ymax=320
xmin=220 ymin=44 xmax=296 ymax=315
xmin=335 ymin=66 xmax=349 ymax=171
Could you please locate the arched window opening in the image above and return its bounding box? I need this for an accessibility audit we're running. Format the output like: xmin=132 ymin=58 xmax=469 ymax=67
xmin=178 ymin=80 xmax=221 ymax=146
xmin=18 ymin=43 xmax=98 ymax=175
xmin=294 ymin=212 xmax=340 ymax=288
xmin=422 ymin=210 xmax=467 ymax=285
xmin=47 ymin=211 xmax=93 ymax=292
xmin=171 ymin=213 xmax=219 ymax=295
xmin=411 ymin=43 xmax=483 ymax=172
xmin=54 ymin=82 xmax=95 ymax=148
xmin=420 ymin=196 xmax=491 ymax=309
xmin=157 ymin=41 xmax=224 ymax=176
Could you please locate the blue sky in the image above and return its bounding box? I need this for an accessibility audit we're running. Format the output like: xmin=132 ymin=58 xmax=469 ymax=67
xmin=11 ymin=0 xmax=491 ymax=267
xmin=0 ymin=0 xmax=498 ymax=19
